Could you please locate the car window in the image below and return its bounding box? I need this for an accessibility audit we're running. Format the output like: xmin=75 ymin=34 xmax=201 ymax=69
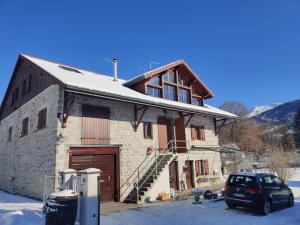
xmin=274 ymin=177 xmax=283 ymax=186
xmin=259 ymin=176 xmax=276 ymax=188
xmin=228 ymin=175 xmax=256 ymax=187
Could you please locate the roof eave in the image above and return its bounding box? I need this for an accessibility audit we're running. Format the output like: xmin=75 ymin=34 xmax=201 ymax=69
xmin=64 ymin=85 xmax=237 ymax=119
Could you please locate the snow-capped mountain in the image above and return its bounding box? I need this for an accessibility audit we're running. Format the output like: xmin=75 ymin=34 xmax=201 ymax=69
xmin=252 ymin=99 xmax=300 ymax=128
xmin=247 ymin=103 xmax=281 ymax=118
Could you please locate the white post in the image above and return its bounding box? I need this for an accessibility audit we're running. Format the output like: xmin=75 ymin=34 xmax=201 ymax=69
xmin=79 ymin=168 xmax=101 ymax=225
xmin=59 ymin=169 xmax=77 ymax=190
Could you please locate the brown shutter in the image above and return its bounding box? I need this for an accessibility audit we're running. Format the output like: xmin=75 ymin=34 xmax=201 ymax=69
xmin=81 ymin=105 xmax=110 ymax=144
xmin=191 ymin=126 xmax=197 ymax=140
xmin=42 ymin=108 xmax=47 ymax=128
xmin=195 ymin=161 xmax=200 ymax=177
xmin=200 ymin=126 xmax=205 ymax=141
xmin=37 ymin=110 xmax=42 ymax=129
xmin=204 ymin=160 xmax=209 ymax=175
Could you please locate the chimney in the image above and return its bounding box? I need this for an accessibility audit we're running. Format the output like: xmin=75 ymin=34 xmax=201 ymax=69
xmin=112 ymin=58 xmax=118 ymax=81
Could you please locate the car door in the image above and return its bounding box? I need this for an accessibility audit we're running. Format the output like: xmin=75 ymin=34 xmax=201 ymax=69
xmin=273 ymin=176 xmax=290 ymax=203
xmin=260 ymin=175 xmax=282 ymax=205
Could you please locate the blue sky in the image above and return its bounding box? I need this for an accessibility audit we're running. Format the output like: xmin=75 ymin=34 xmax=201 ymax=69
xmin=0 ymin=0 xmax=299 ymax=109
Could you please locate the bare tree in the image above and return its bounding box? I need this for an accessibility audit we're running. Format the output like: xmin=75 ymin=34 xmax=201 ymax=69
xmin=219 ymin=101 xmax=249 ymax=117
xmin=266 ymin=145 xmax=292 ymax=183
xmin=219 ymin=101 xmax=263 ymax=153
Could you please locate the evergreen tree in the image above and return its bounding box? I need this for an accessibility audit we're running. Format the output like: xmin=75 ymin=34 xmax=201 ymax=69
xmin=294 ymin=108 xmax=300 ymax=149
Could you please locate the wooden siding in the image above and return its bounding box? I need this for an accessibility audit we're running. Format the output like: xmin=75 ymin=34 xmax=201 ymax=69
xmin=0 ymin=55 xmax=62 ymax=120
xmin=81 ymin=105 xmax=110 ymax=144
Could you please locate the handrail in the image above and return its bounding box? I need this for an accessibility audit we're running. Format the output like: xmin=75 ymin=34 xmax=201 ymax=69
xmin=120 ymin=139 xmax=189 ymax=201
xmin=119 ymin=140 xmax=173 ymax=199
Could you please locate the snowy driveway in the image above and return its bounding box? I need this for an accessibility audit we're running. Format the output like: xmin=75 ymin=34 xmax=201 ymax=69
xmin=103 ymin=168 xmax=300 ymax=225
xmin=102 ymin=198 xmax=300 ymax=225
xmin=1 ymin=168 xmax=300 ymax=225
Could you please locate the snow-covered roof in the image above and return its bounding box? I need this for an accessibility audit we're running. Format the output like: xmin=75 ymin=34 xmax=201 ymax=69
xmin=22 ymin=54 xmax=238 ymax=119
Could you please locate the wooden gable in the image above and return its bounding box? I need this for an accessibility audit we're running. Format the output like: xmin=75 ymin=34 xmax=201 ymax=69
xmin=126 ymin=61 xmax=213 ymax=99
xmin=0 ymin=55 xmax=63 ymax=120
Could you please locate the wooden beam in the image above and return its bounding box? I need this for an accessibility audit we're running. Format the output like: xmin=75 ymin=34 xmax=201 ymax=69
xmin=133 ymin=105 xmax=148 ymax=131
xmin=63 ymin=94 xmax=75 ymax=126
xmin=185 ymin=114 xmax=193 ymax=127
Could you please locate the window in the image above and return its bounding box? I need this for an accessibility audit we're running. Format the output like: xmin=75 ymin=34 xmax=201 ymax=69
xmin=148 ymin=76 xmax=161 ymax=86
xmin=11 ymin=87 xmax=19 ymax=106
xmin=162 ymin=71 xmax=175 ymax=83
xmin=21 ymin=117 xmax=29 ymax=136
xmin=8 ymin=127 xmax=12 ymax=142
xmin=228 ymin=175 xmax=256 ymax=187
xmin=195 ymin=160 xmax=209 ymax=176
xmin=143 ymin=122 xmax=153 ymax=139
xmin=191 ymin=125 xmax=205 ymax=141
xmin=37 ymin=108 xmax=47 ymax=129
xmin=164 ymin=85 xmax=176 ymax=100
xmin=22 ymin=75 xmax=32 ymax=94
xmin=178 ymin=88 xmax=190 ymax=103
xmin=147 ymin=86 xmax=162 ymax=97
xmin=192 ymin=97 xmax=203 ymax=106
xmin=177 ymin=74 xmax=189 ymax=86
xmin=259 ymin=176 xmax=276 ymax=188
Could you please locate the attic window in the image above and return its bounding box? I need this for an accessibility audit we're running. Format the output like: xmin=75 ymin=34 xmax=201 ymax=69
xmin=58 ymin=65 xmax=81 ymax=74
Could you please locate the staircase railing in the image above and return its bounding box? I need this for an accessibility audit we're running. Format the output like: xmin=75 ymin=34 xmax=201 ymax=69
xmin=119 ymin=139 xmax=188 ymax=202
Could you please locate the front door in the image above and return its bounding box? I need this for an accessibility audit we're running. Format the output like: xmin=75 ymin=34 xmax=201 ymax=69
xmin=185 ymin=161 xmax=194 ymax=189
xmin=169 ymin=161 xmax=179 ymax=190
xmin=175 ymin=117 xmax=187 ymax=153
xmin=158 ymin=118 xmax=172 ymax=152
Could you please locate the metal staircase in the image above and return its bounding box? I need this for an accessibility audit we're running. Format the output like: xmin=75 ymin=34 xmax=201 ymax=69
xmin=119 ymin=140 xmax=187 ymax=204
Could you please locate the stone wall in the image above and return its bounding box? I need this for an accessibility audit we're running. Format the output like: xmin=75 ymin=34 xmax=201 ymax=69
xmin=56 ymin=94 xmax=222 ymax=199
xmin=0 ymin=85 xmax=60 ymax=199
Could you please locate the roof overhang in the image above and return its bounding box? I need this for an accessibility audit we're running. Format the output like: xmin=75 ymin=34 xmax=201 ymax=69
xmin=65 ymin=85 xmax=237 ymax=119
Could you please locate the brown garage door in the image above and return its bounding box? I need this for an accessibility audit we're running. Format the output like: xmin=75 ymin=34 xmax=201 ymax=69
xmin=70 ymin=147 xmax=119 ymax=203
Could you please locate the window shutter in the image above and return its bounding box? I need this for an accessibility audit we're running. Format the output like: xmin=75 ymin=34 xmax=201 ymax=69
xmin=204 ymin=160 xmax=209 ymax=175
xmin=195 ymin=161 xmax=200 ymax=177
xmin=200 ymin=126 xmax=205 ymax=141
xmin=37 ymin=110 xmax=42 ymax=129
xmin=42 ymin=108 xmax=47 ymax=128
xmin=81 ymin=105 xmax=110 ymax=144
xmin=191 ymin=126 xmax=197 ymax=140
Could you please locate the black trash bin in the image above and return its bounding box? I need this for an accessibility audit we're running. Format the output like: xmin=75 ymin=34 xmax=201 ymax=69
xmin=44 ymin=190 xmax=78 ymax=225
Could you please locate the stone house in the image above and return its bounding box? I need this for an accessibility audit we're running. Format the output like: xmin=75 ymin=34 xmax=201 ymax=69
xmin=0 ymin=54 xmax=237 ymax=204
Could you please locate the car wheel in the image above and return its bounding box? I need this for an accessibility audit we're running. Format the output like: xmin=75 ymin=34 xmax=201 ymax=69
xmin=288 ymin=194 xmax=294 ymax=207
xmin=262 ymin=199 xmax=272 ymax=215
xmin=226 ymin=202 xmax=236 ymax=209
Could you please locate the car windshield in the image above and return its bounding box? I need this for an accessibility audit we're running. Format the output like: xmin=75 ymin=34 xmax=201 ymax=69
xmin=227 ymin=175 xmax=256 ymax=187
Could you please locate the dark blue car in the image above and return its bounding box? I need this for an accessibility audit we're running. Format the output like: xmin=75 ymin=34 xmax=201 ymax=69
xmin=224 ymin=172 xmax=294 ymax=215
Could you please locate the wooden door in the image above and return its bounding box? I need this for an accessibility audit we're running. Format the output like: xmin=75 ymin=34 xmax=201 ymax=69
xmin=70 ymin=147 xmax=119 ymax=203
xmin=175 ymin=117 xmax=187 ymax=153
xmin=71 ymin=154 xmax=116 ymax=203
xmin=158 ymin=119 xmax=171 ymax=152
xmin=169 ymin=161 xmax=179 ymax=190
xmin=93 ymin=155 xmax=116 ymax=203
xmin=185 ymin=161 xmax=194 ymax=189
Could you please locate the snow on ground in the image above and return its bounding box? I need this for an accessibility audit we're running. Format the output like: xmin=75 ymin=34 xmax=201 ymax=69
xmin=0 ymin=191 xmax=44 ymax=225
xmin=1 ymin=168 xmax=300 ymax=225
xmin=102 ymin=168 xmax=300 ymax=225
